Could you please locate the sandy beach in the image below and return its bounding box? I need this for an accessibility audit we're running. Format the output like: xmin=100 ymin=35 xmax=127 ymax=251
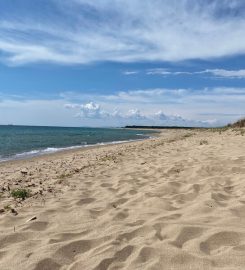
xmin=0 ymin=128 xmax=245 ymax=270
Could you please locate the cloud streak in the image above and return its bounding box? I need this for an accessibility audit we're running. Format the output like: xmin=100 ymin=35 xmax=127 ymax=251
xmin=123 ymin=71 xmax=139 ymax=75
xmin=145 ymin=68 xmax=245 ymax=79
xmin=146 ymin=69 xmax=192 ymax=76
xmin=203 ymin=69 xmax=245 ymax=78
xmin=1 ymin=0 xmax=245 ymax=65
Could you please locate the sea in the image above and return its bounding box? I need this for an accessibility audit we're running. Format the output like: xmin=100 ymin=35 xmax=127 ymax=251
xmin=0 ymin=125 xmax=156 ymax=162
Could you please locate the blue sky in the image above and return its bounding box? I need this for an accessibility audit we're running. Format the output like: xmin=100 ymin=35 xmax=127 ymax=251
xmin=0 ymin=0 xmax=245 ymax=127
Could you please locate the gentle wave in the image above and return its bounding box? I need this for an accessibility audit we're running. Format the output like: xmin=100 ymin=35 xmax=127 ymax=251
xmin=0 ymin=138 xmax=149 ymax=162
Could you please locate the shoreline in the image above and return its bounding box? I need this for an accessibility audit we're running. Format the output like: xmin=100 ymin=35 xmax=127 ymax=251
xmin=0 ymin=126 xmax=158 ymax=164
xmin=0 ymin=138 xmax=144 ymax=166
xmin=0 ymin=129 xmax=159 ymax=164
xmin=0 ymin=137 xmax=150 ymax=164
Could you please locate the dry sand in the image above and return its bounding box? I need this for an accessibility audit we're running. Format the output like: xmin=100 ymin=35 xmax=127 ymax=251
xmin=0 ymin=128 xmax=245 ymax=270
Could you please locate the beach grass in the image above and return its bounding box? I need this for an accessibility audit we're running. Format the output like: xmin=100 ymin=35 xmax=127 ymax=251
xmin=11 ymin=188 xmax=29 ymax=200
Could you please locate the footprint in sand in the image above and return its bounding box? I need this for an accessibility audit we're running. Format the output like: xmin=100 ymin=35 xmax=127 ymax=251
xmin=54 ymin=239 xmax=94 ymax=264
xmin=100 ymin=183 xmax=112 ymax=188
xmin=111 ymin=198 xmax=128 ymax=208
xmin=126 ymin=220 xmax=145 ymax=227
xmin=116 ymin=226 xmax=149 ymax=243
xmin=93 ymin=245 xmax=134 ymax=270
xmin=24 ymin=221 xmax=48 ymax=231
xmin=33 ymin=258 xmax=61 ymax=270
xmin=230 ymin=205 xmax=245 ymax=218
xmin=113 ymin=209 xmax=129 ymax=221
xmin=200 ymin=231 xmax=241 ymax=255
xmin=134 ymin=246 xmax=156 ymax=264
xmin=0 ymin=232 xmax=31 ymax=249
xmin=170 ymin=226 xmax=205 ymax=248
xmin=76 ymin=198 xmax=95 ymax=206
xmin=153 ymin=223 xmax=165 ymax=241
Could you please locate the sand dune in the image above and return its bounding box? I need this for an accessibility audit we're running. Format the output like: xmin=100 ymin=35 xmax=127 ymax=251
xmin=0 ymin=129 xmax=245 ymax=269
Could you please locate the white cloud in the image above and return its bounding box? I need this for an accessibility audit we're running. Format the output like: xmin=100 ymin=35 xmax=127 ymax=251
xmin=146 ymin=68 xmax=245 ymax=78
xmin=65 ymin=100 xmax=221 ymax=127
xmin=1 ymin=87 xmax=245 ymax=127
xmin=203 ymin=69 xmax=245 ymax=78
xmin=1 ymin=0 xmax=245 ymax=64
xmin=146 ymin=69 xmax=192 ymax=76
xmin=126 ymin=109 xmax=146 ymax=120
xmin=78 ymin=102 xmax=107 ymax=118
xmin=62 ymin=86 xmax=245 ymax=126
xmin=146 ymin=69 xmax=171 ymax=75
xmin=123 ymin=71 xmax=139 ymax=75
xmin=66 ymin=102 xmax=109 ymax=118
xmin=154 ymin=110 xmax=170 ymax=121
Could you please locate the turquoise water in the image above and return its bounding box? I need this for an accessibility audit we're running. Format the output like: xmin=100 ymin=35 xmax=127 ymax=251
xmin=0 ymin=125 xmax=156 ymax=161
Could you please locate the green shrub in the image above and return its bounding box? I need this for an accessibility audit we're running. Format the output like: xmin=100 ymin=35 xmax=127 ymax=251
xmin=11 ymin=189 xmax=29 ymax=200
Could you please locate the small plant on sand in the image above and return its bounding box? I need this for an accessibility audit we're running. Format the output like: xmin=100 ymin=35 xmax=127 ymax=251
xmin=58 ymin=172 xmax=72 ymax=180
xmin=3 ymin=205 xmax=11 ymax=211
xmin=200 ymin=140 xmax=208 ymax=145
xmin=11 ymin=188 xmax=29 ymax=200
xmin=211 ymin=127 xmax=229 ymax=133
xmin=183 ymin=133 xmax=193 ymax=138
xmin=101 ymin=155 xmax=116 ymax=162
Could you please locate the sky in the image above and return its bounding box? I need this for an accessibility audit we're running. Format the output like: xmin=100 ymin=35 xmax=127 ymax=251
xmin=0 ymin=0 xmax=245 ymax=127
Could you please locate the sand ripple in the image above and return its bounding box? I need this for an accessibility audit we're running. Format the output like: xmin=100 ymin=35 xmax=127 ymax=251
xmin=0 ymin=129 xmax=245 ymax=269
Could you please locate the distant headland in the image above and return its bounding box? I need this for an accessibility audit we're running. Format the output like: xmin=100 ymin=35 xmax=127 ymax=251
xmin=124 ymin=125 xmax=203 ymax=129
